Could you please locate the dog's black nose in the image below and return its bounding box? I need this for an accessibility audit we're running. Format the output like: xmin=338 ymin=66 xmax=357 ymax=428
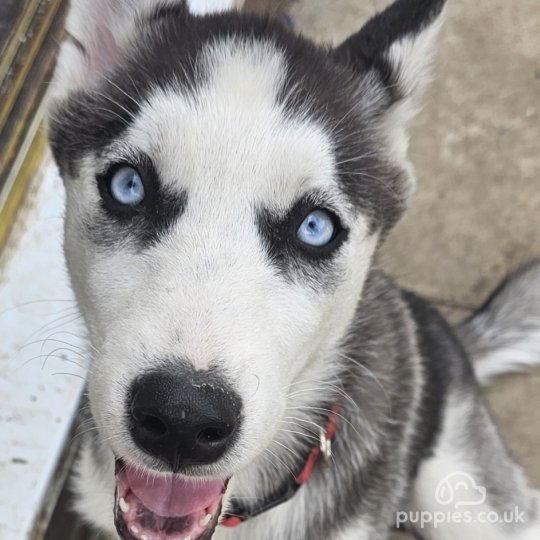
xmin=128 ymin=370 xmax=241 ymax=469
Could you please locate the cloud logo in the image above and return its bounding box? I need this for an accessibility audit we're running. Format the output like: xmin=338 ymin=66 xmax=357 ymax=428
xmin=435 ymin=472 xmax=487 ymax=508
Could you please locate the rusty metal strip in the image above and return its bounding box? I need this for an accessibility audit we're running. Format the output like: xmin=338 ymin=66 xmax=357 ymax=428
xmin=0 ymin=0 xmax=63 ymax=132
xmin=0 ymin=1 xmax=41 ymax=84
xmin=0 ymin=128 xmax=47 ymax=253
xmin=0 ymin=0 xmax=67 ymax=253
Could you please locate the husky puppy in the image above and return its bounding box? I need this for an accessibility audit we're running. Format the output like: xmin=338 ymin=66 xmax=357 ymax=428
xmin=47 ymin=0 xmax=540 ymax=538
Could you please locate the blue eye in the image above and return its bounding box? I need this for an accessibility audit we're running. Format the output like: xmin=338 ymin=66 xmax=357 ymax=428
xmin=109 ymin=166 xmax=145 ymax=206
xmin=297 ymin=209 xmax=336 ymax=247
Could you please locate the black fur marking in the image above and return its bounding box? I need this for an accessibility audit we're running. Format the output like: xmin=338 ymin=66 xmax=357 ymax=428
xmin=257 ymin=192 xmax=348 ymax=285
xmin=92 ymin=154 xmax=187 ymax=248
xmin=400 ymin=290 xmax=456 ymax=479
xmin=334 ymin=0 xmax=446 ymax=102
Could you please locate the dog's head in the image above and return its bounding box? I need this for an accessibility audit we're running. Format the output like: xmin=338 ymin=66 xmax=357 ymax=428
xmin=48 ymin=0 xmax=445 ymax=538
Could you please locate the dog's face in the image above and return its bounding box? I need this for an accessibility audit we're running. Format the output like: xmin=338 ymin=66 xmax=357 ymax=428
xmin=48 ymin=1 xmax=444 ymax=538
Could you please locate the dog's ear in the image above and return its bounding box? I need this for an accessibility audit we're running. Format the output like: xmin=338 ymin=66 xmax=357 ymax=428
xmin=334 ymin=0 xmax=445 ymax=189
xmin=49 ymin=0 xmax=241 ymax=105
xmin=50 ymin=0 xmax=188 ymax=104
xmin=335 ymin=0 xmax=445 ymax=115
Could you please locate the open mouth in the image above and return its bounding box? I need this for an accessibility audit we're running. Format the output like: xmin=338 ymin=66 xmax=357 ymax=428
xmin=114 ymin=460 xmax=228 ymax=540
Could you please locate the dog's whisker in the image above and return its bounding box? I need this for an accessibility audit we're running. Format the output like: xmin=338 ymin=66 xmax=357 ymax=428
xmin=270 ymin=439 xmax=305 ymax=463
xmin=93 ymin=433 xmax=125 ymax=446
xmin=283 ymin=415 xmax=328 ymax=436
xmin=258 ymin=452 xmax=282 ymax=478
xmin=279 ymin=418 xmax=321 ymax=438
xmin=75 ymin=419 xmax=97 ymax=431
xmin=286 ymin=407 xmax=365 ymax=443
xmin=21 ymin=336 xmax=86 ymax=352
xmin=21 ymin=309 xmax=82 ymax=343
xmin=37 ymin=330 xmax=87 ymax=369
xmin=40 ymin=330 xmax=99 ymax=355
xmin=277 ymin=427 xmax=320 ymax=444
xmin=336 ymin=351 xmax=391 ymax=409
xmin=90 ymin=90 xmax=137 ymax=121
xmin=39 ymin=329 xmax=88 ymax=344
xmin=286 ymin=384 xmax=358 ymax=408
xmin=42 ymin=344 xmax=86 ymax=361
xmin=20 ymin=342 xmax=87 ymax=372
xmin=22 ymin=353 xmax=87 ymax=371
xmin=51 ymin=371 xmax=87 ymax=380
xmin=284 ymin=375 xmax=343 ymax=391
xmin=286 ymin=381 xmax=363 ymax=416
xmin=262 ymin=448 xmax=297 ymax=481
xmin=100 ymin=74 xmax=142 ymax=108
xmin=71 ymin=426 xmax=100 ymax=442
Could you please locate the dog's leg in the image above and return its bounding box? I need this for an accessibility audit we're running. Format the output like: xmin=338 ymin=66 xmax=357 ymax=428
xmin=334 ymin=517 xmax=391 ymax=540
xmin=405 ymin=391 xmax=539 ymax=540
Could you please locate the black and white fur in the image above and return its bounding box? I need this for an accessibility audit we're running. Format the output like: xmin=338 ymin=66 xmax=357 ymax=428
xmin=47 ymin=0 xmax=540 ymax=538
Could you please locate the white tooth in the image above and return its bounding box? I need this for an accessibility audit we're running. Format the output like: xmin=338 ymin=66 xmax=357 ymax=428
xmin=200 ymin=514 xmax=212 ymax=526
xmin=130 ymin=525 xmax=139 ymax=534
xmin=141 ymin=535 xmax=149 ymax=540
xmin=183 ymin=536 xmax=192 ymax=540
xmin=119 ymin=497 xmax=129 ymax=513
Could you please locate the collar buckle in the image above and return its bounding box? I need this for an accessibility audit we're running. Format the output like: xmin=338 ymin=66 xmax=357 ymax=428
xmin=319 ymin=428 xmax=333 ymax=467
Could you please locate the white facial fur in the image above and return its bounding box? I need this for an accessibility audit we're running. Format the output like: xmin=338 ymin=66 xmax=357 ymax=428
xmin=62 ymin=38 xmax=379 ymax=474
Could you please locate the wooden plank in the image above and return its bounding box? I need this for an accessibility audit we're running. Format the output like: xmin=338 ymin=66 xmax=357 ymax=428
xmin=0 ymin=1 xmax=40 ymax=81
xmin=0 ymin=0 xmax=64 ymax=135
xmin=0 ymin=0 xmax=67 ymax=252
xmin=0 ymin=129 xmax=47 ymax=252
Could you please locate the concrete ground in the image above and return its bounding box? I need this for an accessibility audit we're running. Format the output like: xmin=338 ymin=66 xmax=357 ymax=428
xmin=290 ymin=0 xmax=540 ymax=493
xmin=46 ymin=0 xmax=540 ymax=537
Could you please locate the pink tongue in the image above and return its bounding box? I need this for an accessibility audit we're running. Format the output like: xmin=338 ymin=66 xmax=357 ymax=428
xmin=124 ymin=466 xmax=224 ymax=518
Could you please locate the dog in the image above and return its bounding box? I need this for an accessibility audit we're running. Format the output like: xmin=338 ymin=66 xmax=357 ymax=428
xmin=46 ymin=0 xmax=540 ymax=538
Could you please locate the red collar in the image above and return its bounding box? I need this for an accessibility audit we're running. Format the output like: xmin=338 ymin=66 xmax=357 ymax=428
xmin=220 ymin=405 xmax=339 ymax=527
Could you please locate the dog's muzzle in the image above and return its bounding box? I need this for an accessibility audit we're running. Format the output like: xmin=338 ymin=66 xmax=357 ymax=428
xmin=114 ymin=368 xmax=242 ymax=540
